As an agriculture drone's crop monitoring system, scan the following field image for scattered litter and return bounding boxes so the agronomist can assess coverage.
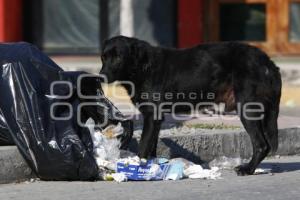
[164,161,184,180]
[118,156,141,166]
[147,164,164,180]
[111,173,128,183]
[169,158,194,168]
[87,118,222,182]
[116,158,170,181]
[184,165,221,180]
[86,118,122,171]
[24,178,40,184]
[254,168,272,175]
[102,123,124,138]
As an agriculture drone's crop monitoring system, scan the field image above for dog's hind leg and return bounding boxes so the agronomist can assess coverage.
[263,81,281,155]
[263,106,279,155]
[235,102,270,176]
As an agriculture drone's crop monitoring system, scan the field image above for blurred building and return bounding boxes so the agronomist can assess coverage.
[0,0,299,55]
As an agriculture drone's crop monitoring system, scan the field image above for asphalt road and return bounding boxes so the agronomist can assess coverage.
[0,156,300,200]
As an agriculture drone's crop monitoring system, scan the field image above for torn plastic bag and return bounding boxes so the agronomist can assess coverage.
[0,42,133,181]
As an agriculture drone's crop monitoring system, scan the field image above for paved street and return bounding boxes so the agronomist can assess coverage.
[1,156,300,200]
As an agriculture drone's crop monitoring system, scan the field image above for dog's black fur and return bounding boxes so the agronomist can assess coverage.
[100,36,282,176]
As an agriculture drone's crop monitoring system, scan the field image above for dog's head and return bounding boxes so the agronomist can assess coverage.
[100,36,151,83]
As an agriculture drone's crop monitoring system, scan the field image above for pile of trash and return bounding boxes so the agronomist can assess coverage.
[86,118,221,182]
[0,42,133,181]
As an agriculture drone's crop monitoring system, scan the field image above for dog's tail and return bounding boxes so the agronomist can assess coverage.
[263,61,281,154]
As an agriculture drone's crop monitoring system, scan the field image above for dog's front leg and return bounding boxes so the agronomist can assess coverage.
[138,113,162,159]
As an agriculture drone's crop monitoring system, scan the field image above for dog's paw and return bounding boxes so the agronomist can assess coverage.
[234,165,254,176]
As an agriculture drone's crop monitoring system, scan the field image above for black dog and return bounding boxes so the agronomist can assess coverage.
[100,36,282,176]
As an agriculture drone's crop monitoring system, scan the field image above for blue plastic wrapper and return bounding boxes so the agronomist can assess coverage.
[117,159,171,181]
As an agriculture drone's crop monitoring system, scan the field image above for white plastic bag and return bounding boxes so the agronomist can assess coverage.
[86,118,123,171]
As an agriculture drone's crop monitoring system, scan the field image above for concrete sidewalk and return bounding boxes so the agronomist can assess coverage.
[1,156,300,200]
[1,125,300,184]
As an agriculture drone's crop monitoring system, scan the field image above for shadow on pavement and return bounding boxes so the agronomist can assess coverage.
[259,162,300,173]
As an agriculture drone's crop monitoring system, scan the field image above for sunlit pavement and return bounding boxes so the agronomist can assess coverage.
[1,156,300,200]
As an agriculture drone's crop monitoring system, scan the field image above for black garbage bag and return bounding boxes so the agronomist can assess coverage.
[0,42,133,181]
[0,110,14,145]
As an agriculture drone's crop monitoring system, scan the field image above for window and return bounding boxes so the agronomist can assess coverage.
[289,2,300,42]
[43,0,100,54]
[206,0,300,55]
[220,3,266,41]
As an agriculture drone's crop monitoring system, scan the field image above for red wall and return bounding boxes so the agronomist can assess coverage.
[178,0,203,48]
[0,0,22,42]
[0,0,203,46]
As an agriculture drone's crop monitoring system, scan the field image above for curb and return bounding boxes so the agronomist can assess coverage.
[129,127,300,163]
[159,127,300,162]
[1,127,300,184]
[0,146,35,184]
